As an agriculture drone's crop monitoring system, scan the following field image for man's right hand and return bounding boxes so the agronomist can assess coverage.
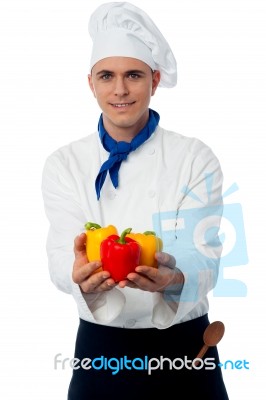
[72,233,116,293]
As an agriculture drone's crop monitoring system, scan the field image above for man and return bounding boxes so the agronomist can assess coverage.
[42,2,229,398]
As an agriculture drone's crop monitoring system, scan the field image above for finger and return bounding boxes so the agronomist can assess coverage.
[135,266,159,281]
[127,271,158,291]
[73,261,102,283]
[155,252,176,269]
[118,279,138,289]
[81,275,116,293]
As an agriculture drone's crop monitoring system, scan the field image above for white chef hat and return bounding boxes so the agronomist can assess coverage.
[88,2,177,88]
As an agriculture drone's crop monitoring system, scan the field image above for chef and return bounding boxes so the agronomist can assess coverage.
[42,2,229,398]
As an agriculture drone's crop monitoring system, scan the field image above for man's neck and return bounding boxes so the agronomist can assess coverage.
[102,111,149,142]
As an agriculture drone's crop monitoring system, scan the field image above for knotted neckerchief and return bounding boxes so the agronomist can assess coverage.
[95,109,160,200]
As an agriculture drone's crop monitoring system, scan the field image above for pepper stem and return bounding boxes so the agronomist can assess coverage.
[143,231,156,236]
[117,228,132,244]
[84,222,102,230]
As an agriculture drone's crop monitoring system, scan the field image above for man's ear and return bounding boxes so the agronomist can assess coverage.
[88,74,96,97]
[151,70,161,96]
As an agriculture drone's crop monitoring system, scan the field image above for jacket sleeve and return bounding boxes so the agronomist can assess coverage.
[41,151,125,323]
[151,140,224,328]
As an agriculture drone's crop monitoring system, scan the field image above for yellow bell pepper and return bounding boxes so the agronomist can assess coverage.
[84,222,118,273]
[127,231,163,268]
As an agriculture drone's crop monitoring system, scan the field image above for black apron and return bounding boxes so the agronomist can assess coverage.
[67,314,229,399]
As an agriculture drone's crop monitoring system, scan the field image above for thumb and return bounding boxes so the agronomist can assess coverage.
[74,233,87,258]
[155,251,176,269]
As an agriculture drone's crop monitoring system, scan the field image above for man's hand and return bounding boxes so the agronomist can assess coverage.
[118,251,184,293]
[72,233,116,293]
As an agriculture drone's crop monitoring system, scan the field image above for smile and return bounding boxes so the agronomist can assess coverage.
[111,103,134,108]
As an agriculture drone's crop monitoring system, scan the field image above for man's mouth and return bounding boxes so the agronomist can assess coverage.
[111,102,135,108]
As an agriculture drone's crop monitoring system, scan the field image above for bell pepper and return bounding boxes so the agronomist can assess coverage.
[84,222,118,273]
[100,228,141,282]
[127,231,163,268]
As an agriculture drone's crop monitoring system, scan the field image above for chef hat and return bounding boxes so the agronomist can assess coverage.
[88,2,177,88]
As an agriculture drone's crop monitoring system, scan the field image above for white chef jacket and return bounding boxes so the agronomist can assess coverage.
[41,125,223,329]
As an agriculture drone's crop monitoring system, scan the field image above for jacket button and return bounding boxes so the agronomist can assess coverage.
[125,319,136,328]
[147,147,155,155]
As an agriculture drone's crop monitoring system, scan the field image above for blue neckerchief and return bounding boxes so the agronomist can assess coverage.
[95,109,160,200]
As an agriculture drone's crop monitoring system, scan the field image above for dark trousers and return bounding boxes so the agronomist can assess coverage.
[67,314,229,399]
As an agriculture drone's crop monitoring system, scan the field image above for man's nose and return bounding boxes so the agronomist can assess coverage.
[114,77,129,96]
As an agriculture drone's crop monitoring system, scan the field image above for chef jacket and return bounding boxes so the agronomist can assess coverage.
[41,125,223,329]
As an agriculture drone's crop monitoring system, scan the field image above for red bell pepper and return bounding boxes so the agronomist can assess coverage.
[100,228,141,282]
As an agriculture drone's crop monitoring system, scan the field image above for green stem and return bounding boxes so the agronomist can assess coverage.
[117,228,132,244]
[143,231,156,236]
[84,222,102,230]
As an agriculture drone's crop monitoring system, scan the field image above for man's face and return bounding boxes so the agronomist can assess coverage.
[88,57,160,139]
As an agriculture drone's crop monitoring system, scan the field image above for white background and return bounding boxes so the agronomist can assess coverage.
[0,0,265,398]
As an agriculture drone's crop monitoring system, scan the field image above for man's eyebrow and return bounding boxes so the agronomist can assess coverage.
[96,70,113,76]
[95,69,146,76]
[125,69,146,75]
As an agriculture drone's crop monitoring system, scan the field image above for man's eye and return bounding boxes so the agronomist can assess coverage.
[128,73,140,79]
[101,74,111,80]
